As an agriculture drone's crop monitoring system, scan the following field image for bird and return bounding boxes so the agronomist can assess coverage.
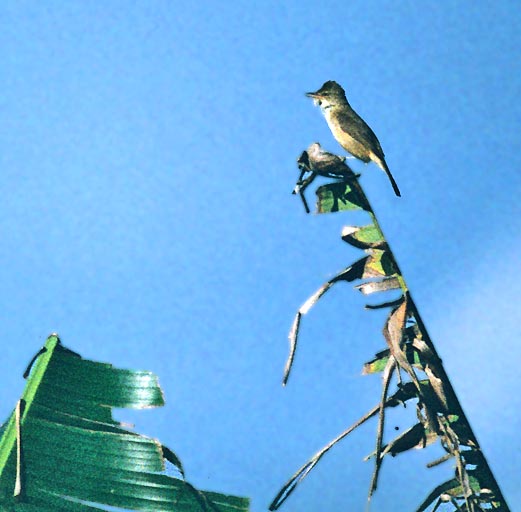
[293,143,358,213]
[306,80,401,197]
[303,142,350,177]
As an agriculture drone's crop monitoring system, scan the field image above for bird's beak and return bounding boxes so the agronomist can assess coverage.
[306,92,323,107]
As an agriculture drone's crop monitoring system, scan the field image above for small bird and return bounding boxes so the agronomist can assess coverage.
[303,142,350,177]
[293,143,356,213]
[306,81,401,197]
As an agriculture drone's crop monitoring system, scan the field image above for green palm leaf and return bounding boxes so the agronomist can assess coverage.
[0,335,249,512]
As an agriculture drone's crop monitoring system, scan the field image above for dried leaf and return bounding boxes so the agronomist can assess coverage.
[330,257,370,283]
[383,301,407,354]
[283,312,302,386]
[415,478,463,512]
[364,249,397,278]
[299,283,332,315]
[413,338,452,412]
[365,296,405,310]
[355,277,400,295]
[283,259,372,385]
[460,449,484,466]
[270,379,422,511]
[383,300,420,384]
[387,381,422,406]
[426,453,453,468]
[382,422,437,456]
[368,356,396,500]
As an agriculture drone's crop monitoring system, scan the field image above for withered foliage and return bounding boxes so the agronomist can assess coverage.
[271,146,510,512]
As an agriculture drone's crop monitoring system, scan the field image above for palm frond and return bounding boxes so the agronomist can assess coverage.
[0,334,249,512]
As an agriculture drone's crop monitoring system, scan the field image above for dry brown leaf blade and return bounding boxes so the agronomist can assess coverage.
[368,356,397,501]
[412,338,452,412]
[330,257,370,283]
[283,258,372,385]
[270,381,421,511]
[364,249,398,278]
[283,312,302,386]
[355,277,401,295]
[365,296,405,311]
[383,300,408,354]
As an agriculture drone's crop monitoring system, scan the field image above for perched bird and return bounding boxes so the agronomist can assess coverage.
[306,81,401,197]
[293,143,356,213]
[303,142,350,177]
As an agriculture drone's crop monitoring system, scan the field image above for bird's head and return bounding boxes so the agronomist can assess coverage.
[306,142,322,156]
[306,81,347,108]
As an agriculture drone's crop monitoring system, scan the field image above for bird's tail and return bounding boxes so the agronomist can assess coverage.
[375,156,401,197]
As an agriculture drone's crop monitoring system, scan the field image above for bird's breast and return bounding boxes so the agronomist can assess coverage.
[324,111,371,162]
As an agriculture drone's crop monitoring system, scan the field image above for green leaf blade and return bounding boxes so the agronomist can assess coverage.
[316,182,368,213]
[0,336,249,511]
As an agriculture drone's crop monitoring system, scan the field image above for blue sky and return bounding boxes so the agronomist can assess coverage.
[1,2,520,510]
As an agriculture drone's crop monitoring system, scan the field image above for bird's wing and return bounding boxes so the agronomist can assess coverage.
[336,108,386,159]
